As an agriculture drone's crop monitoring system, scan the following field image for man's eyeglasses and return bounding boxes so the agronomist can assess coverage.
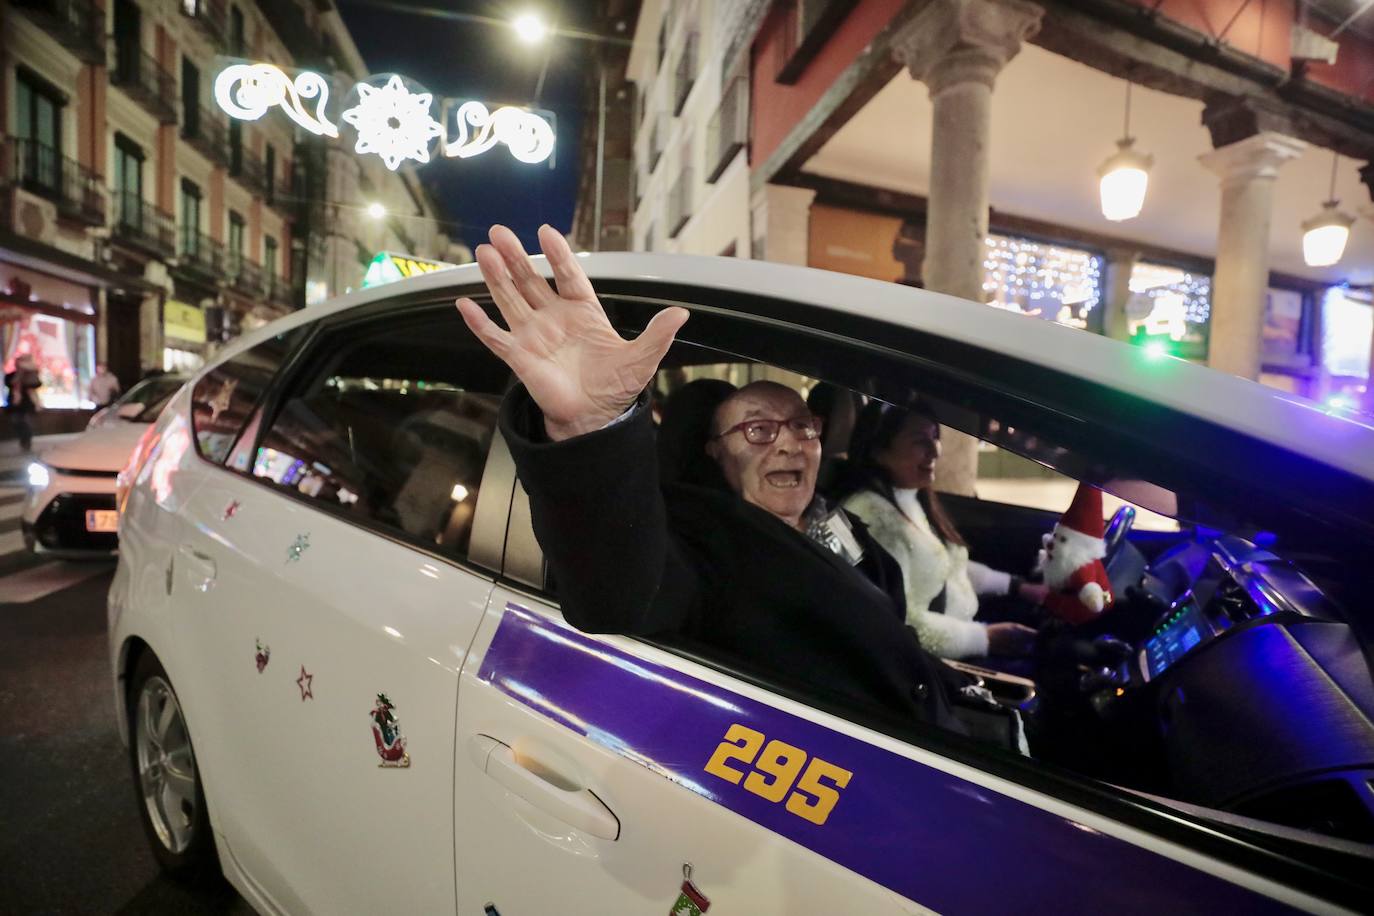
[715,415,824,445]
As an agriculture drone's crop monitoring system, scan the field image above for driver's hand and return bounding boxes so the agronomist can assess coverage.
[1017,581,1050,606]
[456,224,689,441]
[987,622,1038,657]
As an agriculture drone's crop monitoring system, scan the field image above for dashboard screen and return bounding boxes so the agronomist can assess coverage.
[1143,601,1212,679]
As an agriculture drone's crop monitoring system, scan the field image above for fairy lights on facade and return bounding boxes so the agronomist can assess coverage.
[214,63,556,171]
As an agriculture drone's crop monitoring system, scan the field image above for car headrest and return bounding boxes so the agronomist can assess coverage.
[658,378,736,489]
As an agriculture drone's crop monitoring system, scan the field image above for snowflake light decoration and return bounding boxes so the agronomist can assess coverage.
[340,74,443,171]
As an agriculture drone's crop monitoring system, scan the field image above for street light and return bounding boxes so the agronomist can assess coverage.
[512,12,548,45]
[1097,82,1153,222]
[366,202,387,219]
[1302,153,1355,268]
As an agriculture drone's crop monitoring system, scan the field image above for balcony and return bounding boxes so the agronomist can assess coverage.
[668,169,693,239]
[673,32,699,116]
[706,74,749,184]
[182,0,227,47]
[14,0,104,64]
[177,229,225,284]
[182,107,229,167]
[9,138,105,226]
[227,256,262,297]
[263,275,294,310]
[112,192,175,259]
[110,46,177,125]
[230,149,266,196]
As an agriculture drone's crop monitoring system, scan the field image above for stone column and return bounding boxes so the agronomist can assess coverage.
[750,184,817,266]
[1198,98,1306,381]
[1100,247,1139,342]
[893,0,1042,496]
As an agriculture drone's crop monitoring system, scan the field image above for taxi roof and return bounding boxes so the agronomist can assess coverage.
[227,252,1374,485]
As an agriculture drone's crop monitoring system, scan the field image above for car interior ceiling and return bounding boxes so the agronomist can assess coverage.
[642,335,1374,856]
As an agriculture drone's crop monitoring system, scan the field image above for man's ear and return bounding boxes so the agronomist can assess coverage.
[704,439,720,462]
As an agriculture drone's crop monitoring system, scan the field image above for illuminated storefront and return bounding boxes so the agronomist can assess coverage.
[1320,288,1372,410]
[163,299,207,373]
[0,265,98,409]
[1125,262,1212,360]
[982,235,1103,329]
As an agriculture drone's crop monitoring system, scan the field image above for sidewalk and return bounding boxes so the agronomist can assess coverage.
[0,434,83,484]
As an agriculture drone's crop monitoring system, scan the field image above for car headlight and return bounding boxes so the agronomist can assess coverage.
[27,462,50,489]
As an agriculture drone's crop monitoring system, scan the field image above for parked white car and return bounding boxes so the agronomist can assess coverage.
[108,256,1374,914]
[24,374,187,556]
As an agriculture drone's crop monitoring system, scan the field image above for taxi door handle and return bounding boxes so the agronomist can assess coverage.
[468,735,620,841]
[176,545,217,592]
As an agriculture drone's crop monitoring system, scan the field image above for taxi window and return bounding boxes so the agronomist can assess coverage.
[247,306,508,561]
[191,328,306,464]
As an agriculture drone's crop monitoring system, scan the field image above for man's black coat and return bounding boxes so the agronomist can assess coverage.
[500,387,958,730]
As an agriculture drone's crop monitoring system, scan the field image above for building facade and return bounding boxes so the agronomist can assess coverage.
[0,0,461,426]
[609,0,1374,471]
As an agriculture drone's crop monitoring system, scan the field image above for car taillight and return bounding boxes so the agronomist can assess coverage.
[117,424,161,516]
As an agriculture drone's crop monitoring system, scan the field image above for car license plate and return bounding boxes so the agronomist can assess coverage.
[86,510,119,533]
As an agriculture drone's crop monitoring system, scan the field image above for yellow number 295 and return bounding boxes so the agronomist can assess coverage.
[703,723,854,827]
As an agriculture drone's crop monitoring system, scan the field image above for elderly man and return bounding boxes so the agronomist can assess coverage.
[457,224,960,730]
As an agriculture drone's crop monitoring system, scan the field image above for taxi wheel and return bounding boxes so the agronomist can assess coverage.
[127,652,217,880]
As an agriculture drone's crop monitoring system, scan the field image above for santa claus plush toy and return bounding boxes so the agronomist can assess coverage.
[1039,483,1114,625]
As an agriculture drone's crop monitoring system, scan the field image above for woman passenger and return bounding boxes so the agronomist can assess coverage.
[839,400,1045,661]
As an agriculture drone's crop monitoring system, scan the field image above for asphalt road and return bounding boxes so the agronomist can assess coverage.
[0,564,252,915]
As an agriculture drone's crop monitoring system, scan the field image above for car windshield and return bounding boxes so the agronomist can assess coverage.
[114,376,185,422]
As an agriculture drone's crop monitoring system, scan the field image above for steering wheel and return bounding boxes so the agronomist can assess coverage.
[1102,504,1135,568]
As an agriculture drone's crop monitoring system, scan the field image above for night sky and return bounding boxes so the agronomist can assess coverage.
[336,0,598,253]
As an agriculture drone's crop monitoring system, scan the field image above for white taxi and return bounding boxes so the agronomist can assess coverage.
[23,373,188,556]
[108,253,1374,914]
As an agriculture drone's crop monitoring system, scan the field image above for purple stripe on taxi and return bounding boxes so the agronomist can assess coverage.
[478,603,1306,915]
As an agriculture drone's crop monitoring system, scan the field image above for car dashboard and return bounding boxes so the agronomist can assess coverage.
[1040,532,1374,845]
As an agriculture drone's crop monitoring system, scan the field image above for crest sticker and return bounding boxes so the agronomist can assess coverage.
[370,693,410,768]
[255,639,270,673]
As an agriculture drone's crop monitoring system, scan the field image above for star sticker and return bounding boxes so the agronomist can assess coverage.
[340,74,443,171]
[286,533,310,563]
[223,500,241,520]
[296,665,313,701]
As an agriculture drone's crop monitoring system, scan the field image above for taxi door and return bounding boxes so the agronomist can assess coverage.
[452,587,920,914]
[175,468,489,915]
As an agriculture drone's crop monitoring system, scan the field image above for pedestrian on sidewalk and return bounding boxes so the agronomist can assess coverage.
[88,363,121,408]
[5,355,43,453]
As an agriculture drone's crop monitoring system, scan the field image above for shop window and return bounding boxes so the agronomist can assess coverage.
[249,307,510,561]
[15,70,64,191]
[113,135,144,225]
[981,234,1103,330]
[1126,261,1211,360]
[190,327,306,464]
[1320,288,1372,410]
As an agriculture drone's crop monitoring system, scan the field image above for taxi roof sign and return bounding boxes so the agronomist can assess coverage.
[362,252,456,289]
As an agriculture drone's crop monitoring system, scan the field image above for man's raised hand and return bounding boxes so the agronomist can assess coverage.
[456,224,688,441]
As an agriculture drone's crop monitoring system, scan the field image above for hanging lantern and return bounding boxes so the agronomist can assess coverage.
[1302,202,1355,267]
[1097,82,1153,222]
[1098,138,1154,222]
[1302,152,1355,268]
